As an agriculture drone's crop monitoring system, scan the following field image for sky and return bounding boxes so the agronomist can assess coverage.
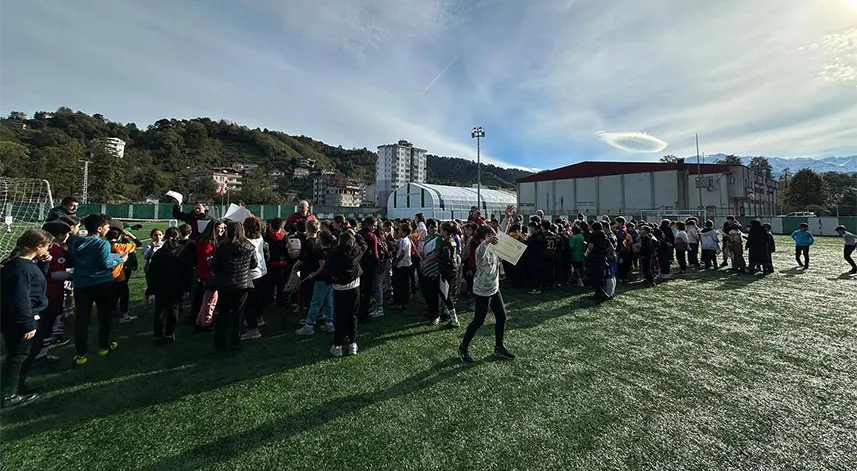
[2,0,857,171]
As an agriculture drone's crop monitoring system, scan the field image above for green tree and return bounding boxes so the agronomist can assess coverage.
[785,168,828,210]
[749,156,773,179]
[716,154,742,165]
[822,171,857,216]
[88,147,126,202]
[37,140,86,198]
[660,154,678,163]
[0,141,31,177]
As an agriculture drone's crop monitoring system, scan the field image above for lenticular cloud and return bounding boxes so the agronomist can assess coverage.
[596,132,668,153]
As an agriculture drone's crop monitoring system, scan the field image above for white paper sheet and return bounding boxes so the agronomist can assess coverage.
[223,203,252,223]
[439,279,449,300]
[168,219,178,228]
[197,220,210,233]
[165,190,183,206]
[486,231,527,265]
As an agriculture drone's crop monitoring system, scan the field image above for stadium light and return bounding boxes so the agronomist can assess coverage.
[471,126,485,208]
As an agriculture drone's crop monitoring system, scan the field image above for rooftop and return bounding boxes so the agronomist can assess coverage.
[516,161,732,183]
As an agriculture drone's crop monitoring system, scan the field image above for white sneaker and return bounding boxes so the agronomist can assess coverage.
[240,329,262,340]
[118,313,138,324]
[329,345,344,357]
[295,325,315,336]
[257,317,266,327]
[318,322,335,333]
[347,343,359,355]
[369,309,385,318]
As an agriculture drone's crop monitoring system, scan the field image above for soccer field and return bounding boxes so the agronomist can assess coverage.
[1,235,855,470]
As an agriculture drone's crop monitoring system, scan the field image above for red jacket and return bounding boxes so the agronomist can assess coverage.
[45,243,68,298]
[286,212,316,227]
[196,240,214,281]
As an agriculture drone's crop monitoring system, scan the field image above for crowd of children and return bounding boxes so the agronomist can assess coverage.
[2,198,856,408]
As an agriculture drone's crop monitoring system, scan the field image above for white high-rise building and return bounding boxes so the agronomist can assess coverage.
[93,137,126,158]
[376,140,427,206]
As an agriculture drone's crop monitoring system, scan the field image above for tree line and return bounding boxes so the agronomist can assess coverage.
[0,108,530,205]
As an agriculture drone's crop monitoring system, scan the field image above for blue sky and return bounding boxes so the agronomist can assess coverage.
[2,0,856,171]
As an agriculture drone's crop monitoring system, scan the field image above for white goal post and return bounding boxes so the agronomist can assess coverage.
[0,178,55,255]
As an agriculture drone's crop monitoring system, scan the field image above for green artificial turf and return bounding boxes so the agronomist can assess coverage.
[1,235,855,470]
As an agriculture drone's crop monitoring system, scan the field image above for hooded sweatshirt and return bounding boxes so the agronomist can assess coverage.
[265,228,288,267]
[700,227,720,251]
[67,236,123,288]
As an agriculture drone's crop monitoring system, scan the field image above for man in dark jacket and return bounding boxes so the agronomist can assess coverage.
[171,199,214,239]
[46,196,79,222]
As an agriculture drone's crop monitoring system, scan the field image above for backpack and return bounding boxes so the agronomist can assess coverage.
[287,235,302,260]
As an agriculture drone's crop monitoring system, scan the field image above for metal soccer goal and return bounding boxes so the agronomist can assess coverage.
[0,178,54,256]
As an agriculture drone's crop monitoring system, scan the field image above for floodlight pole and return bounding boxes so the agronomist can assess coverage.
[471,126,485,209]
[696,133,703,220]
[79,158,91,204]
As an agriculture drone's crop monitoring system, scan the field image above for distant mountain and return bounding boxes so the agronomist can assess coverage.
[703,154,857,177]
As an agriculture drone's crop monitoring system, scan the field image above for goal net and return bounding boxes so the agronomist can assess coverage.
[0,178,54,257]
[639,209,706,224]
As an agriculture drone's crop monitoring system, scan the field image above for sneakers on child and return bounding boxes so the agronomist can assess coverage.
[240,329,262,340]
[98,341,119,356]
[329,345,344,358]
[369,309,385,318]
[528,289,542,295]
[257,317,266,327]
[458,344,473,363]
[493,345,516,360]
[347,343,359,356]
[318,322,335,333]
[295,325,315,336]
[74,355,88,365]
[118,313,137,324]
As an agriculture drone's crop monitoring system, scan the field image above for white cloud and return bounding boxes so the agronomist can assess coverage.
[2,0,856,174]
[596,132,668,153]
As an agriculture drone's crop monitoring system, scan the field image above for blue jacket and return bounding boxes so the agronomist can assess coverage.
[791,229,814,247]
[67,236,123,288]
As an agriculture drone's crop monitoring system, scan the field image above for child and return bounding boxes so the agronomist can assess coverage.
[745,220,768,275]
[569,225,586,286]
[685,218,701,268]
[762,223,776,274]
[23,221,73,366]
[439,222,461,328]
[306,229,367,357]
[459,222,515,363]
[52,215,80,344]
[1,229,54,407]
[208,221,258,353]
[791,222,814,269]
[657,219,674,279]
[294,230,336,336]
[67,214,127,365]
[241,216,269,340]
[142,228,164,305]
[105,228,142,324]
[727,227,747,272]
[674,221,689,274]
[390,225,413,310]
[148,227,186,344]
[834,225,856,274]
[194,220,225,332]
[699,220,720,269]
[263,217,288,307]
[638,225,658,285]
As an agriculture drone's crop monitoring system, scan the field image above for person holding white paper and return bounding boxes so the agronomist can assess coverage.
[170,197,214,239]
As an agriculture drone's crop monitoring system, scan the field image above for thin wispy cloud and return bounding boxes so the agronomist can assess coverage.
[1,0,856,171]
[596,132,668,154]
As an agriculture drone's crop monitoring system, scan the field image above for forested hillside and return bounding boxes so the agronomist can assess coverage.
[0,108,530,204]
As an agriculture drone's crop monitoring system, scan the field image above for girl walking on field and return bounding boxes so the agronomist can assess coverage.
[148,227,187,344]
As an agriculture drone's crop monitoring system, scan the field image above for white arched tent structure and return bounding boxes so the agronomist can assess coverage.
[386,182,516,221]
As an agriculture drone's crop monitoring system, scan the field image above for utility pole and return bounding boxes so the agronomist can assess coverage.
[79,158,91,204]
[696,134,703,220]
[471,126,485,209]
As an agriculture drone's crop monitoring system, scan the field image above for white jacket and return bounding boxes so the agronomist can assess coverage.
[700,229,719,251]
[248,237,268,280]
[686,226,701,244]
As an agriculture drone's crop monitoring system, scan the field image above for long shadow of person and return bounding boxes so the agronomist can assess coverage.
[134,358,475,471]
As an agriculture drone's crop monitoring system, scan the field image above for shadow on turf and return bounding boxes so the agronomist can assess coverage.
[0,303,447,442]
[133,358,473,471]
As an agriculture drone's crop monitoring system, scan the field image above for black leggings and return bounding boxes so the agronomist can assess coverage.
[333,286,360,347]
[116,280,130,314]
[215,288,247,350]
[461,291,507,349]
[1,327,33,394]
[795,246,810,267]
[153,293,181,339]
